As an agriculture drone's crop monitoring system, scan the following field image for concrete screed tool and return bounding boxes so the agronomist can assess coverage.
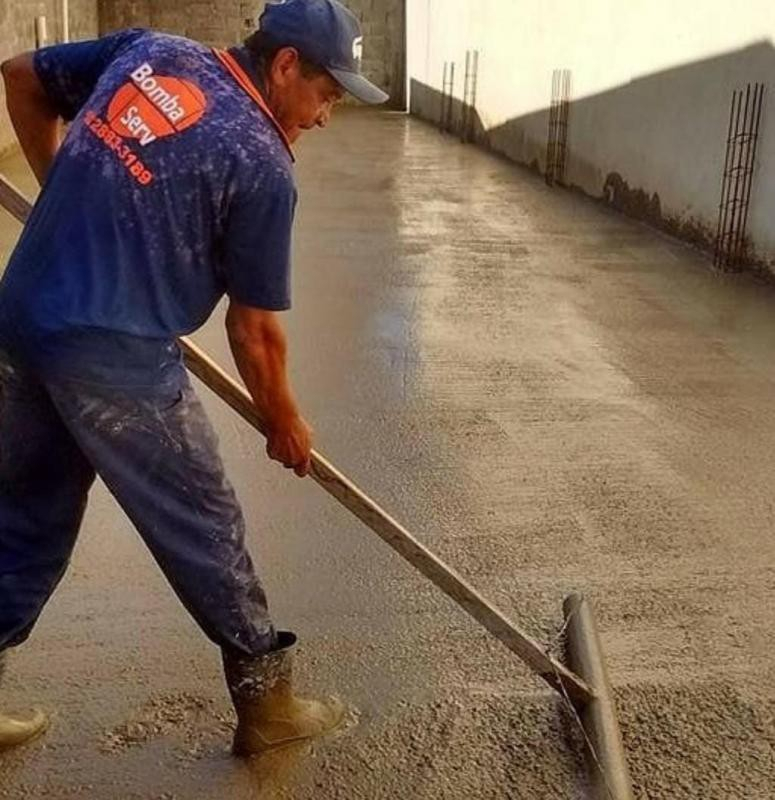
[0,172,633,800]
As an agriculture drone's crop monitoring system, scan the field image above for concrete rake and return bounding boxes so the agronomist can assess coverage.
[0,172,633,799]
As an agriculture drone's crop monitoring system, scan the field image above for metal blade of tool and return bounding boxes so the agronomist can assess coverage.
[0,171,593,706]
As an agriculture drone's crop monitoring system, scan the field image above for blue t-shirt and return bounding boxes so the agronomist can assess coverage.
[0,30,296,384]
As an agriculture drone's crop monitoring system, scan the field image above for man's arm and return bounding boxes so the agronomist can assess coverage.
[226,301,312,477]
[1,53,61,186]
[2,31,146,187]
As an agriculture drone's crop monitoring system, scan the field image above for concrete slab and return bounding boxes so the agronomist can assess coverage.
[0,108,773,799]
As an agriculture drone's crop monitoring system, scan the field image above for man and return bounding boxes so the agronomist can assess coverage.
[0,0,387,755]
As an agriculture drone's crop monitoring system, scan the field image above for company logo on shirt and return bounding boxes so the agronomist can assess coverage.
[106,63,207,147]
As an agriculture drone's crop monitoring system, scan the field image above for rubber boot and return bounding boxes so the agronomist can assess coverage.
[0,652,48,752]
[223,631,345,756]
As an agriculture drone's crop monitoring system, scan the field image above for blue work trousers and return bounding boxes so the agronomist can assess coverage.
[0,352,275,658]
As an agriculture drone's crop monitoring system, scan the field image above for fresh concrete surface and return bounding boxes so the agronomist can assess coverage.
[0,108,774,798]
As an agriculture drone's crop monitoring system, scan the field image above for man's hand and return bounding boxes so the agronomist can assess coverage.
[226,301,312,478]
[266,415,313,477]
[1,53,61,186]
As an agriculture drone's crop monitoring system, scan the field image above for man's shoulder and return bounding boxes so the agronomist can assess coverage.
[236,139,296,196]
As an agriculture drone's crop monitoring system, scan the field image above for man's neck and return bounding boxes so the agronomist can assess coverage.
[227,46,268,99]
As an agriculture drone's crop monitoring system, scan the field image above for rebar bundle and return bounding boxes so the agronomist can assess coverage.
[440,61,455,133]
[461,50,480,143]
[546,69,571,186]
[714,83,765,271]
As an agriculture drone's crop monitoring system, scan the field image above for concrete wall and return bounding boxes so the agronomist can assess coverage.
[0,0,100,155]
[98,0,257,47]
[407,0,775,270]
[99,0,406,106]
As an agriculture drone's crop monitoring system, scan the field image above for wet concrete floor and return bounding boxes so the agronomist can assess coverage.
[0,108,774,799]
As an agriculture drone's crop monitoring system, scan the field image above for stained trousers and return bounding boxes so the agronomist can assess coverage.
[0,352,276,658]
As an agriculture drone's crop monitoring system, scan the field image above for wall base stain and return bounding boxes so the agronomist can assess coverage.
[599,170,775,278]
[601,171,731,267]
[603,172,663,227]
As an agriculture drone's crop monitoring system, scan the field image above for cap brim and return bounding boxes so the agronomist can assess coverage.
[329,68,389,105]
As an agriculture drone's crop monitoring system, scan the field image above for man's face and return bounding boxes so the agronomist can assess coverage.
[266,49,344,143]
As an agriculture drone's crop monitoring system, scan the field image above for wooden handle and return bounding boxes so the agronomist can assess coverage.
[1,172,594,706]
[0,174,33,225]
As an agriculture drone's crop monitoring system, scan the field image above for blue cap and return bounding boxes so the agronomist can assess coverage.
[259,0,389,105]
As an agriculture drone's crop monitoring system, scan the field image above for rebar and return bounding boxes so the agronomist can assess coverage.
[714,83,765,270]
[546,69,571,186]
[461,50,480,143]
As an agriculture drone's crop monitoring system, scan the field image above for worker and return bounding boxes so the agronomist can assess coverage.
[0,0,387,756]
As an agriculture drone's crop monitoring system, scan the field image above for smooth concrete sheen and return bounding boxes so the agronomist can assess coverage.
[407,0,775,267]
[0,109,774,798]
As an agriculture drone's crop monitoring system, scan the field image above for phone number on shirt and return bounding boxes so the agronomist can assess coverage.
[83,110,154,187]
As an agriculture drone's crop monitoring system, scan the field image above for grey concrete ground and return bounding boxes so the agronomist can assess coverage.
[0,108,774,799]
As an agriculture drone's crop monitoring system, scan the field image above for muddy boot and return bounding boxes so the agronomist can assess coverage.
[0,652,48,752]
[223,632,345,756]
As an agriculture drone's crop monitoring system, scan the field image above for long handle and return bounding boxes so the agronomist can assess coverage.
[0,172,594,706]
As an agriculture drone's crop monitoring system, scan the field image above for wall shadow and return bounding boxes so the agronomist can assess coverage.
[410,42,775,273]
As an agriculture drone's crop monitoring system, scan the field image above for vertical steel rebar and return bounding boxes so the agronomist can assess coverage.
[716,89,744,269]
[724,89,744,268]
[742,84,765,248]
[440,62,456,133]
[728,85,754,267]
[557,69,571,184]
[469,50,479,142]
[461,51,471,143]
[715,83,766,271]
[733,84,765,266]
[546,70,558,185]
[446,62,456,133]
[714,89,737,267]
[717,89,741,269]
[440,62,448,130]
[726,84,753,269]
[546,69,571,186]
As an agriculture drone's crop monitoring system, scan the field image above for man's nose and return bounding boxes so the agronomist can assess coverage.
[317,106,332,128]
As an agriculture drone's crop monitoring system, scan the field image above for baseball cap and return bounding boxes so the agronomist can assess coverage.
[259,0,389,105]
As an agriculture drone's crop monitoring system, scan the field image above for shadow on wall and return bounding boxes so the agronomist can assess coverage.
[411,41,775,273]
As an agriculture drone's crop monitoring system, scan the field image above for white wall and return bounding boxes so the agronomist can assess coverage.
[407,0,775,268]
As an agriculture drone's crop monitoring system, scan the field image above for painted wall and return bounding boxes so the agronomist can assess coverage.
[0,0,100,155]
[99,0,406,107]
[407,0,775,269]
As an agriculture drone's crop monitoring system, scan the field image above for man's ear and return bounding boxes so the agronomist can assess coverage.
[270,47,302,88]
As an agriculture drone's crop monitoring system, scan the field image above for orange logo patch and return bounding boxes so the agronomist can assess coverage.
[107,63,207,147]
